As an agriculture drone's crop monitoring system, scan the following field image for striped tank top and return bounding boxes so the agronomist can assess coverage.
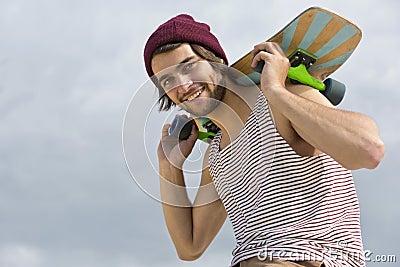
[208,92,365,267]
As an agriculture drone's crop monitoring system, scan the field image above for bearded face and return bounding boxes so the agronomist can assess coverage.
[151,44,227,116]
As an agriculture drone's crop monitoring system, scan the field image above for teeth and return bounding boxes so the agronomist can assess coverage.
[187,89,203,101]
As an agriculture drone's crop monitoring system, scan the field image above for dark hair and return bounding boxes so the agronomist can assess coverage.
[151,43,227,111]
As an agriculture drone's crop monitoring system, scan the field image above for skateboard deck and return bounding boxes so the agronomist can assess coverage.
[231,6,362,83]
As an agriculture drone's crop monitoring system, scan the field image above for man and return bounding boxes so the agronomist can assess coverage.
[143,14,385,267]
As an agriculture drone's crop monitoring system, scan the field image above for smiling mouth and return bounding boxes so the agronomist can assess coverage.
[185,86,205,102]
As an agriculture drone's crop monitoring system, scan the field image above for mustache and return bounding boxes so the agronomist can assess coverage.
[181,83,206,101]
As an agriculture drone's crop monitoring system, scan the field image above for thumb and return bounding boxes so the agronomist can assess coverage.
[187,124,198,142]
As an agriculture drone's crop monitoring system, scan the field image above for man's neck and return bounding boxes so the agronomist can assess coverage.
[207,79,260,145]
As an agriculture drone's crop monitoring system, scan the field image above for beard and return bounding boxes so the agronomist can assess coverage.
[179,82,226,117]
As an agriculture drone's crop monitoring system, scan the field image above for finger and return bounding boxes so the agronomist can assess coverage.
[251,43,278,67]
[187,123,199,142]
[251,42,267,58]
[263,42,283,56]
[161,123,171,137]
[252,42,284,58]
[271,42,285,56]
[251,51,273,67]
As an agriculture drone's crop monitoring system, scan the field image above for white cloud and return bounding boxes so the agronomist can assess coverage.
[0,245,43,267]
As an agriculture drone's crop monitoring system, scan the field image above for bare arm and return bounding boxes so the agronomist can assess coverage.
[272,83,384,169]
[158,123,226,261]
[252,42,385,170]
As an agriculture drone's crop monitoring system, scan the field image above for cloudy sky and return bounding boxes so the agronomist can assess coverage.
[1,0,399,266]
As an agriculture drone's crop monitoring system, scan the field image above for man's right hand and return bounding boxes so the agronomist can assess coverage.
[158,116,198,168]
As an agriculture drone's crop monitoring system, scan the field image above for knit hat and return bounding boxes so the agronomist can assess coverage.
[144,14,228,77]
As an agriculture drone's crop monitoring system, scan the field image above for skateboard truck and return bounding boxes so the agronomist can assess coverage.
[287,49,324,90]
[252,48,346,106]
[289,49,316,68]
[169,116,218,142]
[197,117,218,141]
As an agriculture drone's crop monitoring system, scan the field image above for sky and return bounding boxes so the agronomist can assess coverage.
[0,0,399,266]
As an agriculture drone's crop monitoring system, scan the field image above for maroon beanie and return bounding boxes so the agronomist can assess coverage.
[144,14,228,77]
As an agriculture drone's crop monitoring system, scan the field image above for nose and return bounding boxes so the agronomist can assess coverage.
[177,78,193,93]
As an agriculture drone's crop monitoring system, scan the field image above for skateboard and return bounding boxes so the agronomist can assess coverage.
[170,7,362,142]
[232,6,362,105]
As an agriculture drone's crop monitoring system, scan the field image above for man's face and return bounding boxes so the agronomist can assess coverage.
[151,44,225,116]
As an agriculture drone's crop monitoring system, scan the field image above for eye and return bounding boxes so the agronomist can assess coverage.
[162,77,174,89]
[183,61,196,72]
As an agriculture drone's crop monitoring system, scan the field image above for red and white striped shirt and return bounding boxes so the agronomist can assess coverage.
[208,92,365,267]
